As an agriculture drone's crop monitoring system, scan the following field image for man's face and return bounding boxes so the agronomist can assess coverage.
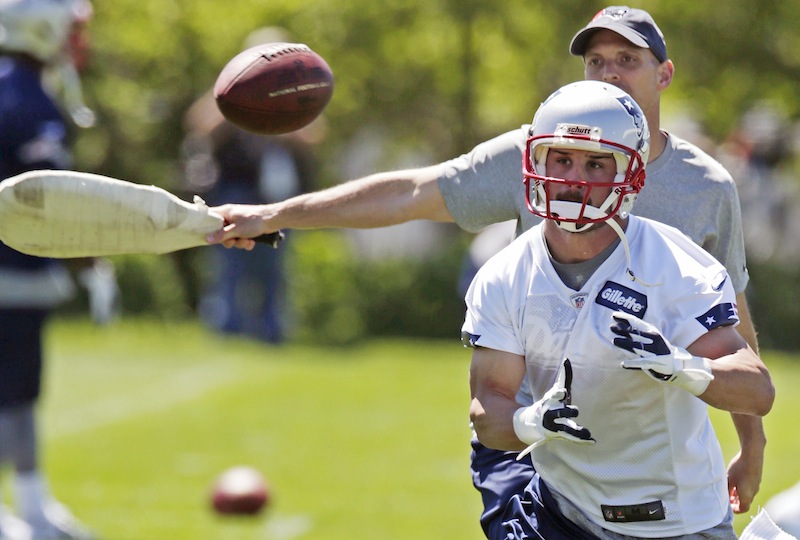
[581,29,665,119]
[545,147,616,208]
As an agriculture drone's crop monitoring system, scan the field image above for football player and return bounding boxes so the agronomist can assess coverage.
[0,1,96,538]
[464,80,773,539]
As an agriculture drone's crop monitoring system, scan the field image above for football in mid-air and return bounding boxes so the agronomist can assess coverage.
[214,42,334,135]
[210,466,270,515]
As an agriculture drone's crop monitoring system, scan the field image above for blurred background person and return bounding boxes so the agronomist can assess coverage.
[717,102,800,265]
[457,220,515,299]
[180,28,321,344]
[0,0,107,538]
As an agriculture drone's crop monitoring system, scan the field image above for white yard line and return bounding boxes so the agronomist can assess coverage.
[262,515,315,539]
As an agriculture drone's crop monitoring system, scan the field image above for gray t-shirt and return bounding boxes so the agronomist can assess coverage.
[438,126,749,294]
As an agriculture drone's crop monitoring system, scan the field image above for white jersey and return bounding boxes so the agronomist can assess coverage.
[462,216,738,537]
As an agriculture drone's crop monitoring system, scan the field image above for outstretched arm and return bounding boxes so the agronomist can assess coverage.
[206,165,451,249]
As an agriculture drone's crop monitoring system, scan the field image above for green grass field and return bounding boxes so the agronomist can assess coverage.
[31,318,800,539]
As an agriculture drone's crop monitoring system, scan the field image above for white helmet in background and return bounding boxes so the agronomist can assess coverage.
[0,0,79,62]
[523,80,649,232]
[0,0,94,126]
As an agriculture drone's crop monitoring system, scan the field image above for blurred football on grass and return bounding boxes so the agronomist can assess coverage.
[210,466,270,515]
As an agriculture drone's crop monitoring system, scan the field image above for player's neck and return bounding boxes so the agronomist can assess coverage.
[544,218,627,265]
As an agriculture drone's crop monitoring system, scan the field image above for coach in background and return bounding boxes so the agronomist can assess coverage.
[180,28,318,344]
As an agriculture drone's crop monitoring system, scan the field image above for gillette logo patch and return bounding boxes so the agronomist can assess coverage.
[595,281,647,316]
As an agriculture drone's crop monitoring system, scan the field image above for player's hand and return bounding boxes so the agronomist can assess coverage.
[727,449,763,513]
[513,359,595,460]
[206,204,273,250]
[610,311,714,396]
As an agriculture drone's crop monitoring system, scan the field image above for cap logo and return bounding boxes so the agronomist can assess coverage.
[594,7,629,21]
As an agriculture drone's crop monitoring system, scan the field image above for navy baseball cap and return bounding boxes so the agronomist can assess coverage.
[569,6,668,63]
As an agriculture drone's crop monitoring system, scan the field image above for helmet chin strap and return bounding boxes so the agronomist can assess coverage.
[549,201,661,287]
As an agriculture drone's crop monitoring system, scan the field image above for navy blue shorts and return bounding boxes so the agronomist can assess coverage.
[471,437,599,540]
[0,309,47,408]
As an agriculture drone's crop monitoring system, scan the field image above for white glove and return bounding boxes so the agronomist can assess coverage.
[610,311,714,396]
[513,359,595,460]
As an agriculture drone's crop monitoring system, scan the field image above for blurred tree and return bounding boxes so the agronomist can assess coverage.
[74,0,800,187]
[648,0,800,139]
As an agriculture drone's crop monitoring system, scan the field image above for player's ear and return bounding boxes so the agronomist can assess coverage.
[656,59,674,91]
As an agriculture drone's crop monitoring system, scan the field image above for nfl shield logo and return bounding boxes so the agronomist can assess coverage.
[570,293,588,309]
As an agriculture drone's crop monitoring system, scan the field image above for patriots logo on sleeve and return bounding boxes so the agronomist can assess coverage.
[696,303,739,330]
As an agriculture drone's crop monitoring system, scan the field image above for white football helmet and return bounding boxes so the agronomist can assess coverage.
[523,80,649,232]
[0,0,88,63]
[0,0,95,126]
